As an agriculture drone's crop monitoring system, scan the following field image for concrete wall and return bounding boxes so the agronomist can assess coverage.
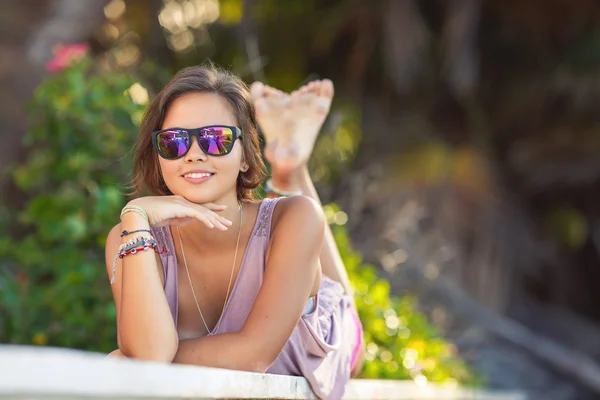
[0,345,526,400]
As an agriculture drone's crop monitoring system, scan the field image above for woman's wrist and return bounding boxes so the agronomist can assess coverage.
[120,209,151,230]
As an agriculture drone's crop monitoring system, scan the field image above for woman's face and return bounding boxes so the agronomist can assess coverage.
[158,92,245,204]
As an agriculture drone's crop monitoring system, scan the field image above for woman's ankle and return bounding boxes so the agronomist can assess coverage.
[270,166,305,192]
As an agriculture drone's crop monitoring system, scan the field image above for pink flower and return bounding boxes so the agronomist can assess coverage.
[45,42,89,73]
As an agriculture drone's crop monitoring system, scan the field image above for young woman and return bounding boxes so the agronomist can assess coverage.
[105,64,363,400]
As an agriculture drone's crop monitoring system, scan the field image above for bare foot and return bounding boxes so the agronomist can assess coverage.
[251,79,334,173]
[250,81,291,162]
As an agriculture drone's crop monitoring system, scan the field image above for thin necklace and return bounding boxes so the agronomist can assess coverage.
[177,202,243,334]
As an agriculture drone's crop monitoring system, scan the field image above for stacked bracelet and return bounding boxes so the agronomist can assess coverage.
[265,178,304,198]
[120,205,149,222]
[119,236,158,254]
[120,228,152,237]
[110,235,165,285]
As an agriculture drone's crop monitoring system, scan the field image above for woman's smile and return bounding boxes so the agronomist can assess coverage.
[182,169,215,184]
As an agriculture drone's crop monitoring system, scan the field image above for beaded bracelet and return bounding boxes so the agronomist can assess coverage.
[110,236,165,285]
[265,178,304,198]
[119,236,158,253]
[118,244,155,259]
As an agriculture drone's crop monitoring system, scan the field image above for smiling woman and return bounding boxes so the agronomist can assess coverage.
[104,63,363,400]
[130,66,264,203]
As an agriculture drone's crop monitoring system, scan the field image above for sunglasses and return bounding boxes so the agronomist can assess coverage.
[152,125,242,160]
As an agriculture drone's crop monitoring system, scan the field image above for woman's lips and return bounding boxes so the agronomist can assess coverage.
[182,172,214,184]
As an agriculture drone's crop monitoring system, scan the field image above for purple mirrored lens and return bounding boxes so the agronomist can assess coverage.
[198,127,234,155]
[157,130,190,158]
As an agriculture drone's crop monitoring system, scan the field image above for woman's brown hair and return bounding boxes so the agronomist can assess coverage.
[131,62,266,201]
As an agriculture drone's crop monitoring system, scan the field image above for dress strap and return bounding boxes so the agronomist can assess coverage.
[254,197,282,239]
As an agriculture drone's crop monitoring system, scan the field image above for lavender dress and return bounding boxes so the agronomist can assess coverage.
[151,197,359,400]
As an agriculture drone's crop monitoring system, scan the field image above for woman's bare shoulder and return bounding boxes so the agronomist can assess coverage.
[270,196,325,236]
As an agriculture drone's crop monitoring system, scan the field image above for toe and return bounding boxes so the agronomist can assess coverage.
[299,81,316,93]
[319,79,334,99]
[306,80,322,95]
[250,82,266,100]
[255,98,269,114]
[264,85,278,96]
[266,87,287,102]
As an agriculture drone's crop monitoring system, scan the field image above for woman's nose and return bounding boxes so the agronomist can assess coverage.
[185,136,208,162]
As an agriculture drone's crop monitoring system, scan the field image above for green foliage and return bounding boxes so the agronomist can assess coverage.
[0,57,145,351]
[324,204,477,385]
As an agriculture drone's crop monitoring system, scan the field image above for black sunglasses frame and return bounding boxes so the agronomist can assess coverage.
[151,125,243,160]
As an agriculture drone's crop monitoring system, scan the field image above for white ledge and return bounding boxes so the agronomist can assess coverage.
[0,345,526,400]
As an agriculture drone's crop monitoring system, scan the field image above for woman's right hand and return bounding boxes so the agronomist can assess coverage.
[125,196,233,231]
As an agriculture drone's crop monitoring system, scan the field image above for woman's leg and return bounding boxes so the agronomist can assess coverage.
[251,80,365,376]
[250,80,354,300]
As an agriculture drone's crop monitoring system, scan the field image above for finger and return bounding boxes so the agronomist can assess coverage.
[211,217,229,231]
[216,215,233,226]
[207,211,232,228]
[192,205,231,224]
[194,204,233,225]
[173,209,214,229]
[174,202,231,228]
[197,210,229,230]
[197,213,215,229]
[250,81,265,100]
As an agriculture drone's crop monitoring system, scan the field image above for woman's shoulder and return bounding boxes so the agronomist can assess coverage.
[270,195,325,236]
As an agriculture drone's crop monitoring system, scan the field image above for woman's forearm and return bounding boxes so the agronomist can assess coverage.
[174,332,272,373]
[118,213,179,362]
[271,167,355,300]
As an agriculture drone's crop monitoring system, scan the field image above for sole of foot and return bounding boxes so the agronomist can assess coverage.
[251,79,334,172]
